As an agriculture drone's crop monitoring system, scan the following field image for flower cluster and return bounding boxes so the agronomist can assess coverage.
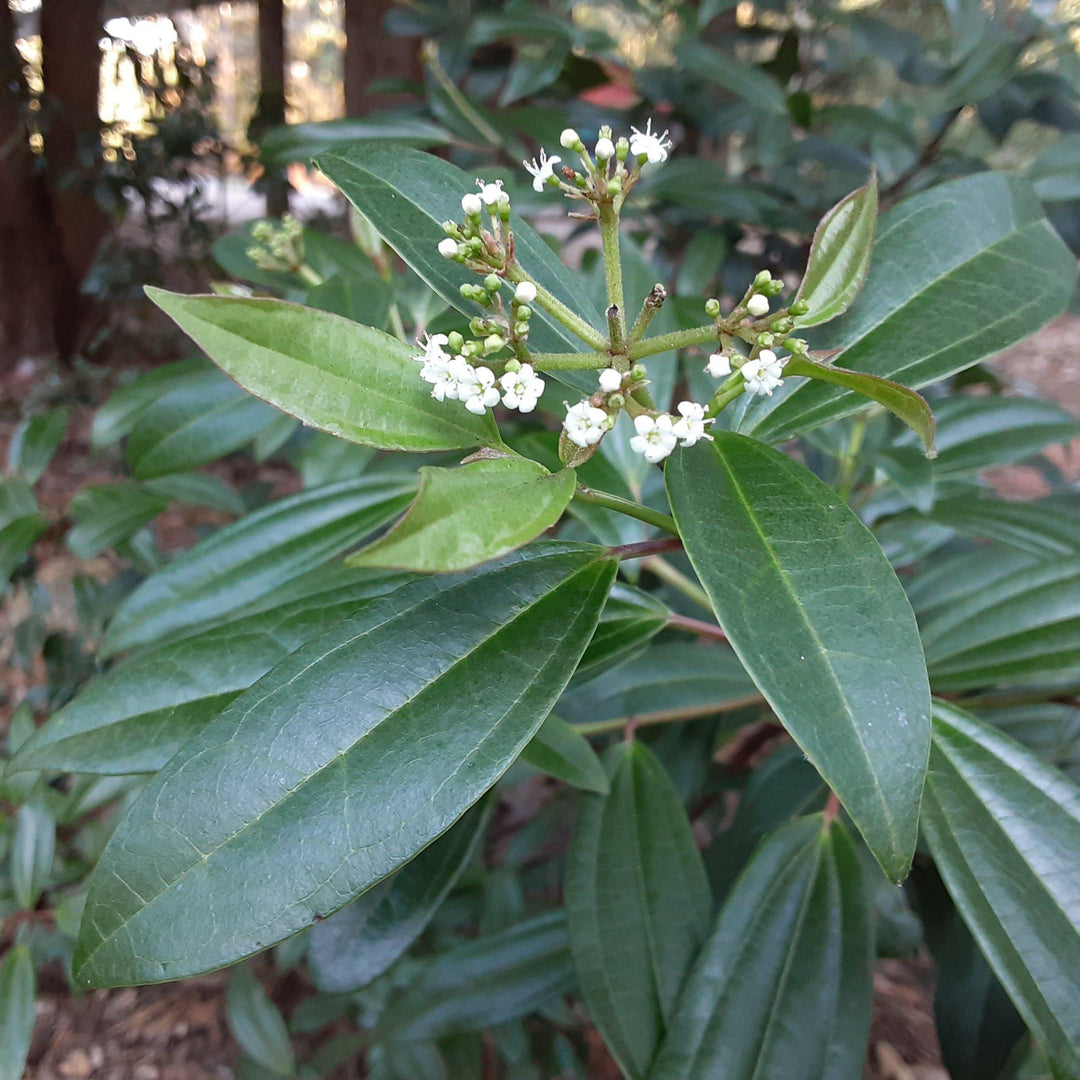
[246,214,305,273]
[416,333,545,416]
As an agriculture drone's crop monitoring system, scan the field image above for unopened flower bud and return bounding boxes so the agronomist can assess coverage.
[461,193,483,216]
[504,358,521,373]
[753,269,772,289]
[560,128,582,151]
[595,137,615,161]
[631,364,648,381]
[438,237,459,258]
[758,332,775,347]
[704,298,721,318]
[514,305,532,320]
[514,321,530,336]
[470,316,489,335]
[447,331,465,352]
[764,278,784,296]
[484,273,502,293]
[514,281,537,304]
[606,178,622,196]
[598,368,623,393]
[484,334,505,353]
[770,316,795,334]
[747,293,770,317]
[615,137,630,161]
[441,220,459,237]
[790,299,810,316]
[783,337,808,354]
[608,393,626,409]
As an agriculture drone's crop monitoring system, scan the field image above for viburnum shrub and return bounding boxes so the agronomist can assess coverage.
[5,121,1080,1080]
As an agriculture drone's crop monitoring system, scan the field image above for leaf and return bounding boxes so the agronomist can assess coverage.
[920,557,1080,691]
[101,476,416,656]
[980,703,1080,785]
[1028,134,1080,202]
[921,702,1080,1077]
[74,543,616,986]
[377,912,575,1041]
[557,642,761,728]
[65,483,170,559]
[10,801,55,910]
[143,472,246,516]
[646,817,873,1080]
[126,364,279,479]
[308,799,490,993]
[920,494,1080,557]
[7,408,67,484]
[226,966,295,1077]
[312,144,603,371]
[794,174,878,329]
[785,357,936,451]
[91,359,208,449]
[147,289,500,453]
[0,478,45,585]
[0,943,35,1080]
[11,569,414,776]
[871,446,936,514]
[520,715,609,794]
[677,42,789,115]
[666,434,931,881]
[572,583,670,682]
[565,742,712,1080]
[744,173,1078,444]
[259,117,450,166]
[349,457,576,573]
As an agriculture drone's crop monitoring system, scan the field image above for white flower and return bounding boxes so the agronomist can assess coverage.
[741,349,785,397]
[597,368,623,393]
[629,119,672,164]
[514,281,537,304]
[563,401,610,448]
[706,352,731,378]
[415,332,450,366]
[461,192,483,216]
[417,341,465,402]
[747,293,770,317]
[560,128,581,150]
[672,401,714,447]
[595,137,615,161]
[523,148,562,193]
[456,363,502,414]
[477,179,505,207]
[437,237,458,258]
[499,364,545,413]
[630,413,678,463]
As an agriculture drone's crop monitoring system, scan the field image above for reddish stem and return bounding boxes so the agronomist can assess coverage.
[668,613,728,643]
[611,536,683,560]
[823,790,841,823]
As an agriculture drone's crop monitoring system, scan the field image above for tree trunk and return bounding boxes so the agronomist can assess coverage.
[254,0,288,217]
[344,0,421,116]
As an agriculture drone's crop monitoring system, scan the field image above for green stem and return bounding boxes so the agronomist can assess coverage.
[705,374,745,418]
[644,556,712,612]
[629,323,719,360]
[598,202,625,352]
[626,284,667,347]
[574,486,677,535]
[387,302,407,343]
[837,414,868,503]
[297,264,324,288]
[574,696,764,737]
[505,264,608,351]
[530,351,609,371]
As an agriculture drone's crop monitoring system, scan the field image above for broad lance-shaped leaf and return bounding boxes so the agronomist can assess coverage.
[794,173,878,329]
[784,356,936,453]
[313,144,604,393]
[308,799,491,993]
[744,172,1077,444]
[520,715,609,794]
[74,543,616,987]
[573,582,670,683]
[101,475,416,656]
[10,569,414,776]
[349,456,576,573]
[921,702,1080,1077]
[146,288,500,454]
[666,434,931,881]
[565,741,712,1080]
[646,817,873,1080]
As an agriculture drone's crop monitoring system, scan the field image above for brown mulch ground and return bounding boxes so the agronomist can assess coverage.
[4,312,1079,1079]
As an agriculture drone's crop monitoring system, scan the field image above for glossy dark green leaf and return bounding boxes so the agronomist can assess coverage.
[101,476,415,655]
[308,800,490,993]
[65,483,170,559]
[566,741,711,1080]
[871,445,936,513]
[572,583,670,682]
[904,544,1040,620]
[1028,134,1080,202]
[12,569,413,776]
[922,702,1080,1077]
[126,364,278,479]
[74,544,616,986]
[678,42,789,115]
[0,942,35,1080]
[10,801,54,910]
[921,557,1080,690]
[7,408,67,484]
[0,478,45,585]
[377,912,574,1041]
[520,715,608,794]
[259,117,450,166]
[143,471,246,516]
[350,457,576,573]
[980,704,1080,784]
[147,289,500,454]
[557,642,761,728]
[646,817,873,1080]
[667,434,930,880]
[313,144,603,367]
[744,173,1077,444]
[785,356,936,451]
[920,494,1080,557]
[226,965,295,1077]
[794,174,877,329]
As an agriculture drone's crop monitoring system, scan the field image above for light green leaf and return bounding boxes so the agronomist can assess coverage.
[786,357,936,451]
[744,173,1078,444]
[147,289,500,454]
[795,174,878,329]
[143,472,246,516]
[520,715,609,793]
[667,434,931,881]
[7,408,67,484]
[101,476,415,656]
[91,359,208,449]
[922,702,1080,1078]
[65,483,170,559]
[308,799,490,993]
[349,457,576,573]
[0,943,35,1080]
[74,544,616,986]
[11,569,413,776]
[565,742,712,1080]
[226,965,295,1077]
[646,817,873,1080]
[377,912,575,1041]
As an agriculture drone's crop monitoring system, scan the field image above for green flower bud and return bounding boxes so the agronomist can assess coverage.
[514,321,530,337]
[790,299,810,316]
[447,331,465,352]
[606,178,622,196]
[770,316,795,334]
[764,278,784,297]
[608,393,626,410]
[514,305,532,320]
[504,358,521,373]
[705,298,721,318]
[753,269,772,289]
[484,274,501,293]
[758,332,775,347]
[484,334,505,353]
[631,364,648,381]
[783,337,808,354]
[615,137,630,161]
